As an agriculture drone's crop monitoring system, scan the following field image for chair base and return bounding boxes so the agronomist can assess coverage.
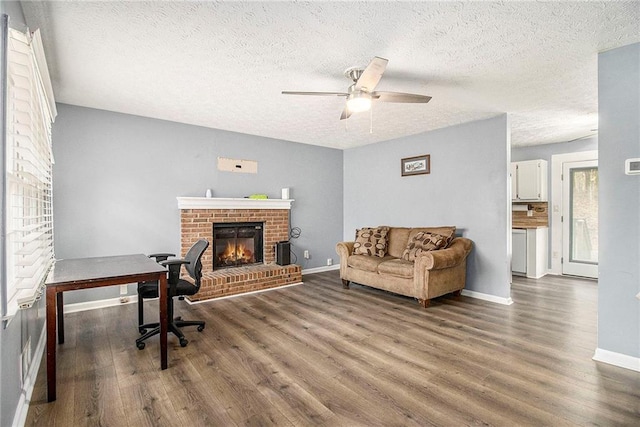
[136,317,205,350]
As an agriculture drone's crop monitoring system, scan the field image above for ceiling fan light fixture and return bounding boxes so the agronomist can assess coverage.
[347,92,372,113]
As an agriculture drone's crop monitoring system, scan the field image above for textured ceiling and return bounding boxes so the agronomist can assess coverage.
[19,1,640,149]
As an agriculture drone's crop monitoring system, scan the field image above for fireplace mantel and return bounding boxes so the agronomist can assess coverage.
[177,197,294,210]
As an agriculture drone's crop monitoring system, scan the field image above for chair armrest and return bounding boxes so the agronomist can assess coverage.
[148,253,175,263]
[160,259,190,286]
[414,238,473,271]
[160,259,190,266]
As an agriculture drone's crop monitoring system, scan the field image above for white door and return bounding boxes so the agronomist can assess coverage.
[562,160,598,278]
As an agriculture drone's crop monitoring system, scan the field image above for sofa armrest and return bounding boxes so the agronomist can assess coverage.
[336,241,355,259]
[336,242,354,280]
[414,237,473,271]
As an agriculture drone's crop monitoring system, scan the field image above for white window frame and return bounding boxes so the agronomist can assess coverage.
[2,23,56,321]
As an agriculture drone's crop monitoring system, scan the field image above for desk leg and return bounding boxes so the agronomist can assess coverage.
[159,273,168,370]
[46,287,57,402]
[57,292,64,344]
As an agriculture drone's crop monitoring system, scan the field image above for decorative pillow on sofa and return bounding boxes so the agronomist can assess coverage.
[353,226,390,257]
[401,232,450,261]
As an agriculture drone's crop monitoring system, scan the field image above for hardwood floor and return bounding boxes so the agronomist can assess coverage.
[26,271,639,426]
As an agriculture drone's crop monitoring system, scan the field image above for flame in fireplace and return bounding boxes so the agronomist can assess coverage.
[219,241,254,264]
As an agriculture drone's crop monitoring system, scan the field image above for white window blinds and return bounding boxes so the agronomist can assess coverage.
[3,26,56,318]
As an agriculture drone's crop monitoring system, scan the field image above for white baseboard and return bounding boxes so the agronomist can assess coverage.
[12,324,46,427]
[302,264,340,275]
[593,348,640,372]
[461,289,514,305]
[64,295,138,314]
[185,282,304,304]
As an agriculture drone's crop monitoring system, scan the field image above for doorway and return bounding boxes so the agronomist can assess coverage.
[562,160,598,278]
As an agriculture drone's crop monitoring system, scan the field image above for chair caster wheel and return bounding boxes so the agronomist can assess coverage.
[136,342,145,350]
[197,325,205,332]
[138,328,147,335]
[180,338,188,347]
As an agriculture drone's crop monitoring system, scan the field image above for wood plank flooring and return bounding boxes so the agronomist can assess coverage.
[26,271,639,426]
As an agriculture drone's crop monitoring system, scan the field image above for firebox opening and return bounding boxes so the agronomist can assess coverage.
[213,222,264,270]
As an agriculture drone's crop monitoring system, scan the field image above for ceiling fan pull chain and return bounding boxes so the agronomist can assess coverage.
[370,105,373,134]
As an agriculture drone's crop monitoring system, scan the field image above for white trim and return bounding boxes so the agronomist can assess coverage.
[30,29,57,119]
[185,282,304,304]
[550,150,598,275]
[12,324,46,427]
[63,295,138,314]
[177,197,294,210]
[302,265,340,275]
[62,279,309,311]
[593,348,640,372]
[461,289,514,305]
[561,159,599,278]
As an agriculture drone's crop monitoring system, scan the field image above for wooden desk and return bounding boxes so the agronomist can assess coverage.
[45,254,168,402]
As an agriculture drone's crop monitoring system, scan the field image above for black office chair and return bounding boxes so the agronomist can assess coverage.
[136,239,209,350]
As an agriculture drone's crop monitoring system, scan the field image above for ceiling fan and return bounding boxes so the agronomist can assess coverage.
[282,56,432,120]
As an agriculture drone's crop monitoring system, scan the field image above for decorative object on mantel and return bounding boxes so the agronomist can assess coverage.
[401,154,430,176]
[248,194,268,199]
[281,187,290,199]
[205,188,213,198]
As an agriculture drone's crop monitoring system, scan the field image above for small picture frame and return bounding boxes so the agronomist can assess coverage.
[401,155,430,176]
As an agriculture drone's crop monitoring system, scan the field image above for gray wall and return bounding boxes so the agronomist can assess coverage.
[1,4,46,427]
[598,42,640,359]
[344,115,512,300]
[52,103,344,303]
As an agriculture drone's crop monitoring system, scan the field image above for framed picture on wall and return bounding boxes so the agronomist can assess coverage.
[401,155,430,176]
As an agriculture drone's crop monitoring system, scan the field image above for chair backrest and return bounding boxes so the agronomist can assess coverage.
[184,239,209,286]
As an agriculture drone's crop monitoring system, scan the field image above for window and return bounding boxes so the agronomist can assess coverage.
[2,23,56,320]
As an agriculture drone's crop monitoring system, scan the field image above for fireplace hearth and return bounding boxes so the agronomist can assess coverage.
[213,222,263,270]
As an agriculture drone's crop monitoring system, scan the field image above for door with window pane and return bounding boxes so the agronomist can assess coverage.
[562,160,598,278]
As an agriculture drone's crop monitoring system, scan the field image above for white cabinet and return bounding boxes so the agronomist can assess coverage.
[512,159,548,201]
[512,227,548,279]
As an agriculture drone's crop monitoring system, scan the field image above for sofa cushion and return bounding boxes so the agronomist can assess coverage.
[347,254,394,272]
[377,259,414,278]
[386,227,412,258]
[408,226,456,246]
[401,232,450,261]
[353,226,390,257]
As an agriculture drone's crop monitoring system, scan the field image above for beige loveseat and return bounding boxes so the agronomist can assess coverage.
[336,226,473,307]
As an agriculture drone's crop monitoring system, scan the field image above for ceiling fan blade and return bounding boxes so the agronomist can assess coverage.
[354,56,388,91]
[372,91,432,103]
[340,106,352,120]
[282,91,348,96]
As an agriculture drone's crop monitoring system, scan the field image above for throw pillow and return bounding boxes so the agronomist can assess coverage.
[353,226,390,257]
[401,232,449,261]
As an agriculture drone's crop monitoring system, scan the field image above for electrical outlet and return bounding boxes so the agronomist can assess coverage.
[304,250,310,259]
[120,284,127,295]
[327,258,332,266]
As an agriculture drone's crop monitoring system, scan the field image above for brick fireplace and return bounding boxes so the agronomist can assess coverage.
[178,197,302,302]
